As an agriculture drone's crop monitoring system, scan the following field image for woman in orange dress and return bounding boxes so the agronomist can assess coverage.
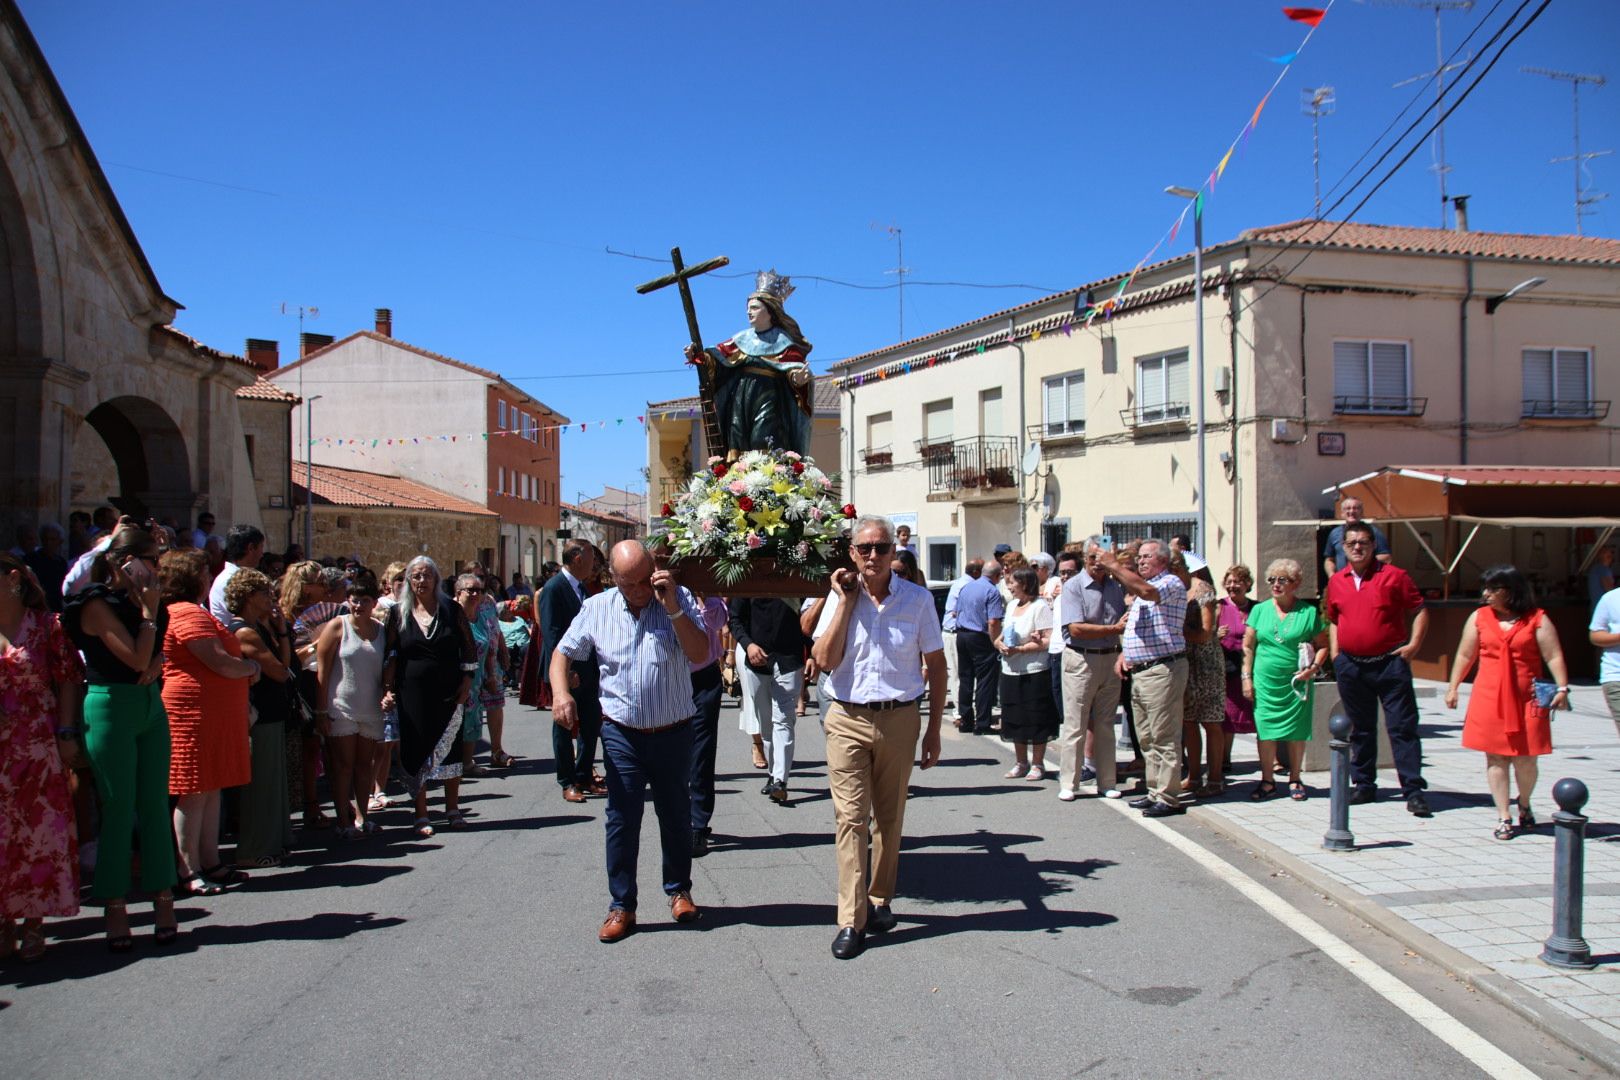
[1444,564,1570,841]
[159,550,259,894]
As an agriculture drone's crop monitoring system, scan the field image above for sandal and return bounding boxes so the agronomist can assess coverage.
[1289,781,1309,802]
[105,900,134,954]
[179,874,225,897]
[334,825,361,841]
[201,865,249,886]
[1250,781,1278,802]
[1004,763,1030,779]
[1026,765,1046,782]
[19,922,46,964]
[490,750,517,769]
[302,813,333,831]
[462,763,488,778]
[1518,801,1536,831]
[361,819,381,835]
[1494,818,1516,841]
[239,854,282,869]
[366,794,389,814]
[153,893,179,946]
[444,809,470,830]
[413,817,436,838]
[1196,782,1225,799]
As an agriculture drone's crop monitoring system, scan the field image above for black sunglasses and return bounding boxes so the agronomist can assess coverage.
[853,542,894,556]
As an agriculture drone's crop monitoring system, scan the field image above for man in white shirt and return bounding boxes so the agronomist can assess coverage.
[812,515,946,959]
[208,525,265,623]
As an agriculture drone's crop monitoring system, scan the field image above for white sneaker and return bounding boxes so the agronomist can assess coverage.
[1102,788,1122,800]
[1058,789,1078,803]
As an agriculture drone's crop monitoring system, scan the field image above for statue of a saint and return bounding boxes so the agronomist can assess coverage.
[684,270,813,457]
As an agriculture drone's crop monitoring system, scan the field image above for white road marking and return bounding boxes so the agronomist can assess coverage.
[1107,800,1542,1080]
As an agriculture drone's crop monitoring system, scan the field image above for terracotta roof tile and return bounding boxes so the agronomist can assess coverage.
[292,464,497,516]
[1244,219,1620,266]
[235,376,299,403]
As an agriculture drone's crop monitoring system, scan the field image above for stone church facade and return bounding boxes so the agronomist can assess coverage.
[0,3,285,540]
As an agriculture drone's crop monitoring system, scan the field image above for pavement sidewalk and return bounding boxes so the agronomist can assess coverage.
[1186,679,1620,1071]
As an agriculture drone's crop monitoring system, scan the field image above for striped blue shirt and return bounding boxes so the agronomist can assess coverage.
[558,586,703,729]
[1123,571,1188,665]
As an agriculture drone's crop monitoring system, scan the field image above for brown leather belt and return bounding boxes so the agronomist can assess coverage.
[604,716,691,735]
[832,698,919,713]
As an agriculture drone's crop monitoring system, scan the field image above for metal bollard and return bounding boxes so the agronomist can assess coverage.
[1322,708,1355,852]
[1540,777,1595,970]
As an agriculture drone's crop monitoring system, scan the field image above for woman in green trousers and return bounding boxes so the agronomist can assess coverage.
[63,525,178,950]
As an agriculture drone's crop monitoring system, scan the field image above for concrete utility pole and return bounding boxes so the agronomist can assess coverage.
[1386,0,1475,226]
[1302,86,1336,218]
[1522,67,1610,235]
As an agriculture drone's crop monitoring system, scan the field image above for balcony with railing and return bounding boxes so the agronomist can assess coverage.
[1522,398,1610,422]
[1119,401,1191,432]
[1333,394,1428,416]
[861,444,894,470]
[920,435,1019,502]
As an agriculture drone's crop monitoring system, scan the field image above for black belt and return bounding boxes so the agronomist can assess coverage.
[1343,650,1398,664]
[832,697,919,713]
[1126,652,1185,675]
[1068,644,1122,655]
[604,716,691,735]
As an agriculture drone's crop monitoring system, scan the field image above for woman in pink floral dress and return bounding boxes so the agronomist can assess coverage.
[0,552,84,962]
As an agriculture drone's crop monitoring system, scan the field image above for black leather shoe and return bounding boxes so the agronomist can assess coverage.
[1406,793,1433,818]
[831,927,865,959]
[768,782,789,805]
[761,779,776,795]
[1127,796,1155,810]
[691,829,710,859]
[1348,787,1377,805]
[867,904,897,934]
[1141,800,1186,818]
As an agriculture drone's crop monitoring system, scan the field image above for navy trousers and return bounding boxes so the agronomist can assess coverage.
[553,688,602,789]
[688,663,724,833]
[956,630,999,731]
[601,718,694,912]
[1332,653,1426,797]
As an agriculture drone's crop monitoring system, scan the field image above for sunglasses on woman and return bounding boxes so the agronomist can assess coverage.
[1266,576,1295,586]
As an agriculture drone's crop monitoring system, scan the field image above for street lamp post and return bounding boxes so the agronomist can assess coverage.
[303,394,323,555]
[1166,186,1207,556]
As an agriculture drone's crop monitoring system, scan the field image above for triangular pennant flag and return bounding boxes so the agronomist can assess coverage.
[1283,7,1324,27]
[1195,192,1204,219]
[1261,50,1298,65]
[1252,91,1272,128]
[636,415,645,424]
[1031,328,1042,340]
[371,439,378,447]
[1169,210,1185,244]
[975,344,985,354]
[1216,146,1234,180]
[616,418,623,426]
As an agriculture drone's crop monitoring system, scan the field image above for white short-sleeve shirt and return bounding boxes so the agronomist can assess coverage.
[813,575,944,704]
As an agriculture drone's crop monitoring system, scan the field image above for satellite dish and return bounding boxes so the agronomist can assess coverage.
[1021,442,1042,477]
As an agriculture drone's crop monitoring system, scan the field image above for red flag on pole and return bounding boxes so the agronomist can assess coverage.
[1283,7,1325,26]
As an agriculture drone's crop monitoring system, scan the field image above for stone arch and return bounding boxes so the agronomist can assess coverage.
[0,147,43,362]
[75,395,193,522]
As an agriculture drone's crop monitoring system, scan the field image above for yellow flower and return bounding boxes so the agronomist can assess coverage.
[747,506,786,534]
[771,479,794,496]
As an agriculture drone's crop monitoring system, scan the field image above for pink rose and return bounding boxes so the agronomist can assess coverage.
[728,479,748,495]
[746,532,763,549]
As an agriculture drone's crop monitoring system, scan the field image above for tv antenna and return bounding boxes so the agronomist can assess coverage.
[1302,86,1337,218]
[1382,0,1476,226]
[873,223,909,340]
[1522,67,1610,235]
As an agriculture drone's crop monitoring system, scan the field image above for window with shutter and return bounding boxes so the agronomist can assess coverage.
[1133,351,1189,423]
[1333,340,1411,412]
[1523,347,1594,416]
[979,388,1003,436]
[498,400,507,429]
[1042,372,1085,436]
[866,411,891,452]
[924,400,953,444]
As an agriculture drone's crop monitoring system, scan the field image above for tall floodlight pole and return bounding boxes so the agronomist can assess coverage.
[303,395,322,555]
[1166,186,1205,556]
[1522,67,1610,235]
[1303,86,1337,217]
[1386,0,1476,225]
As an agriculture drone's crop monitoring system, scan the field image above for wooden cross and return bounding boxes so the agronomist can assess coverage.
[636,246,730,459]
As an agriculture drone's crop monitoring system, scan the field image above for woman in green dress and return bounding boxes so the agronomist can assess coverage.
[1241,559,1329,801]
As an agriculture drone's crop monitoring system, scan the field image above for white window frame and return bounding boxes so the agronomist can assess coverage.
[497,466,505,496]
[497,399,507,430]
[1134,350,1190,424]
[1333,339,1414,414]
[923,398,954,446]
[1522,346,1595,417]
[1042,370,1086,437]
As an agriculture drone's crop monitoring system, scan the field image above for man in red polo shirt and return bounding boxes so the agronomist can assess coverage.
[1324,520,1432,817]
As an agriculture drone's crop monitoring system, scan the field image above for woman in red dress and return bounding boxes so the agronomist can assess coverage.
[1444,564,1571,840]
[159,550,259,893]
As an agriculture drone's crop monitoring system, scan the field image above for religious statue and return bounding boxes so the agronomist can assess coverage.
[683,270,814,458]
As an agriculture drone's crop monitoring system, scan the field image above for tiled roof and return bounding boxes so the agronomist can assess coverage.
[235,376,299,403]
[1244,220,1620,267]
[560,500,639,525]
[270,331,569,423]
[1388,465,1620,487]
[156,326,259,373]
[292,464,496,516]
[648,379,842,413]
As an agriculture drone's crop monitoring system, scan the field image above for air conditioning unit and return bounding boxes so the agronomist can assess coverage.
[1271,419,1295,442]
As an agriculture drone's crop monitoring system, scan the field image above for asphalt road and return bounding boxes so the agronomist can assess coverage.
[1,697,1604,1080]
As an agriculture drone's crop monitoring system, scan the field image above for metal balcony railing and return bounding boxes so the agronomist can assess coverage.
[1119,402,1191,428]
[923,435,1019,496]
[1333,394,1428,416]
[861,445,894,469]
[1027,420,1085,443]
[1522,399,1610,420]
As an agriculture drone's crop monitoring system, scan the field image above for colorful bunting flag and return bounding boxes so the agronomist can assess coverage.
[1283,7,1324,27]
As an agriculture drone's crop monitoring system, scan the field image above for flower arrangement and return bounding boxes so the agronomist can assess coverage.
[650,448,853,588]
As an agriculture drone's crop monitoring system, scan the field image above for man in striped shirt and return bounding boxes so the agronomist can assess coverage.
[1103,538,1189,818]
[552,540,713,943]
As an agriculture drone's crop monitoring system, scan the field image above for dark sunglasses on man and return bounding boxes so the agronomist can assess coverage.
[852,542,894,556]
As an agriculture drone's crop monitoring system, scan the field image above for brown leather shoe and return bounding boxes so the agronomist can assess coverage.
[585,779,608,797]
[669,891,699,923]
[562,785,588,804]
[598,909,635,943]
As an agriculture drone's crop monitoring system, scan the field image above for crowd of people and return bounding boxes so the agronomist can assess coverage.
[1,502,1610,965]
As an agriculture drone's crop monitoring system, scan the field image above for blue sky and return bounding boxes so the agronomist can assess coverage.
[23,0,1620,500]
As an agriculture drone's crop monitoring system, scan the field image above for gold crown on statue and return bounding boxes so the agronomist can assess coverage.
[752,269,795,305]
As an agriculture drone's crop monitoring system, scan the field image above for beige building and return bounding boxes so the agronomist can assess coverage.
[645,381,843,526]
[833,220,1620,586]
[0,7,279,538]
[291,463,498,572]
[556,499,641,563]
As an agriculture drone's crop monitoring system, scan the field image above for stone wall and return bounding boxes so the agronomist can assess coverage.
[293,506,498,571]
[238,399,295,548]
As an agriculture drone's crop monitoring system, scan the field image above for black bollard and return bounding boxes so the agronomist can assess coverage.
[1322,707,1355,852]
[1540,777,1595,970]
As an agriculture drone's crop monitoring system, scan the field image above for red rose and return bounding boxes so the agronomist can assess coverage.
[842,503,857,518]
[791,461,805,474]
[712,463,728,478]
[737,496,755,512]
[660,502,673,517]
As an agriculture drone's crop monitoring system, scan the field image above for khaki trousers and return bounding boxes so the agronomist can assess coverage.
[1059,650,1121,795]
[942,630,958,710]
[1131,658,1188,806]
[824,699,921,931]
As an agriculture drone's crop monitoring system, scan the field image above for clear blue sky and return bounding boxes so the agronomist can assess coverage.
[23,0,1620,500]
